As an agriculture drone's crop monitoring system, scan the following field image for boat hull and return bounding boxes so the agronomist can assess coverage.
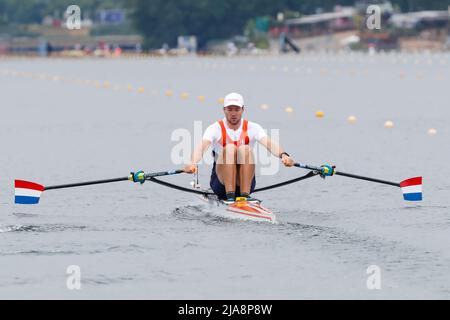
[201,195,276,224]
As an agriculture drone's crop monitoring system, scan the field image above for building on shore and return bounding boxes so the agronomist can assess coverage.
[272,5,450,53]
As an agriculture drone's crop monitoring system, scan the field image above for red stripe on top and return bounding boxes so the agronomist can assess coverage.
[400,177,422,188]
[15,180,45,191]
[243,119,248,132]
[219,120,228,148]
[218,119,250,148]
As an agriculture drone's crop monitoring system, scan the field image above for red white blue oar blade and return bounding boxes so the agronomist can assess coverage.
[400,177,423,201]
[14,180,45,205]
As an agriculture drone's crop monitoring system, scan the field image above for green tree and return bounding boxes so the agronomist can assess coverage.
[129,0,311,48]
[1,0,449,45]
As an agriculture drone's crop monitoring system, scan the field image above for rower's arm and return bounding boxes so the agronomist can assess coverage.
[259,136,295,167]
[191,139,212,164]
[258,136,286,158]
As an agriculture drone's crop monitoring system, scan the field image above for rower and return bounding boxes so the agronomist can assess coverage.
[184,92,296,203]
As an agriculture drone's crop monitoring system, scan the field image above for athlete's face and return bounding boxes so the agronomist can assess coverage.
[224,105,244,126]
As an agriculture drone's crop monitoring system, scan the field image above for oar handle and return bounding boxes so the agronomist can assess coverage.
[294,163,400,188]
[294,163,322,171]
[144,169,184,180]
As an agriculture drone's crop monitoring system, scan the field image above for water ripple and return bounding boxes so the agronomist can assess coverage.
[0,224,88,233]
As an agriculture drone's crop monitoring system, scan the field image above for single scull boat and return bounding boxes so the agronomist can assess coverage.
[13,164,423,223]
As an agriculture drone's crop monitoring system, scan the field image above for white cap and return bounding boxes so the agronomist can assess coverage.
[224,92,244,108]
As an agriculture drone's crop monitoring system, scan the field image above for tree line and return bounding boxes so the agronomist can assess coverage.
[1,0,449,47]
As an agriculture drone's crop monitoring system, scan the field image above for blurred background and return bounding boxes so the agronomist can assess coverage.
[0,0,449,56]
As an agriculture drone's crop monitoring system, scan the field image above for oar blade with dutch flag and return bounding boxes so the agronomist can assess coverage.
[15,180,45,204]
[400,177,423,201]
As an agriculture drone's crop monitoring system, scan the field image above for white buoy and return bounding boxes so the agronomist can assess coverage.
[384,120,394,128]
[347,116,357,124]
[285,107,294,113]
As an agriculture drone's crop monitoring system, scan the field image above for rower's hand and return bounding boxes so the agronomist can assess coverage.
[184,164,198,174]
[130,170,146,184]
[281,154,295,167]
[320,164,336,178]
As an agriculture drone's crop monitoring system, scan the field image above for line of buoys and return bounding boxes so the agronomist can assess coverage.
[2,54,448,82]
[0,66,441,136]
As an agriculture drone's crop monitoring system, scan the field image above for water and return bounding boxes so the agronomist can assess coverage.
[0,53,449,299]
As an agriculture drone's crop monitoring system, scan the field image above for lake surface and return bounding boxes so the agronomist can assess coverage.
[0,52,449,299]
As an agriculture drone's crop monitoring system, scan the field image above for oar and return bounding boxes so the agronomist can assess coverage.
[14,169,184,205]
[294,163,423,201]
